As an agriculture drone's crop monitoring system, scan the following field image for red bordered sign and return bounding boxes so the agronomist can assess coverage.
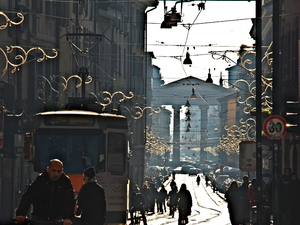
[263,115,287,140]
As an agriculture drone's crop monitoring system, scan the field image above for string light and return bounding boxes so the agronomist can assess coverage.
[210,42,273,154]
[0,12,58,76]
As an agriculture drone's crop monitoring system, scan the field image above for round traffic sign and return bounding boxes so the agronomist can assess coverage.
[263,115,287,140]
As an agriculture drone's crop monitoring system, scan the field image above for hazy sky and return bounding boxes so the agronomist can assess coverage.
[147,1,256,85]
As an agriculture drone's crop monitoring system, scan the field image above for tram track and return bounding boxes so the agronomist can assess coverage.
[187,175,222,224]
[144,174,231,225]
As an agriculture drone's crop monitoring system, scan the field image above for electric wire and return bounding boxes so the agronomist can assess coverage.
[1,2,261,95]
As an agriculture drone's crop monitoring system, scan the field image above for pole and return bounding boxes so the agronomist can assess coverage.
[272,141,280,225]
[79,67,88,99]
[272,0,281,223]
[255,0,263,224]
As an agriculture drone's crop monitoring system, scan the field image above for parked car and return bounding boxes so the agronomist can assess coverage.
[173,167,182,174]
[215,174,231,193]
[181,165,194,174]
[188,168,198,176]
[199,164,212,174]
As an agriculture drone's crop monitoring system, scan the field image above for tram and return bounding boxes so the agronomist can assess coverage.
[29,109,129,224]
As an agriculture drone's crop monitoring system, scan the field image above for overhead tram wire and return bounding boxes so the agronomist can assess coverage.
[147,16,259,26]
[180,3,204,64]
[14,0,166,3]
[7,2,258,87]
[10,4,298,26]
[167,4,204,80]
[148,43,252,48]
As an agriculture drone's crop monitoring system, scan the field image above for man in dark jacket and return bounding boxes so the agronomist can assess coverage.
[15,159,74,225]
[75,166,106,225]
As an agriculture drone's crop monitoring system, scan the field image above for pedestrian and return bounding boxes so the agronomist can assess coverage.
[239,175,250,224]
[129,191,147,225]
[157,184,168,213]
[176,183,192,224]
[212,178,217,193]
[205,174,209,187]
[148,182,157,214]
[196,175,200,186]
[170,179,177,189]
[247,178,257,223]
[225,181,240,225]
[172,170,176,180]
[140,182,151,212]
[132,184,141,194]
[287,173,300,225]
[280,167,292,224]
[167,185,178,218]
[155,176,162,188]
[75,166,106,225]
[15,159,74,225]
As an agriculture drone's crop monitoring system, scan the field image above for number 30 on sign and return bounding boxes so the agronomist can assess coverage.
[263,115,287,140]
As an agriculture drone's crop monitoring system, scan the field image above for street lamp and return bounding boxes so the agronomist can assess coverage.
[160,5,181,29]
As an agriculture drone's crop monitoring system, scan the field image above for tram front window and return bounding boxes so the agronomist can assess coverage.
[34,131,105,173]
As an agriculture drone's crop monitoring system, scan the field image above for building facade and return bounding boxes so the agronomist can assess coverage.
[0,0,157,222]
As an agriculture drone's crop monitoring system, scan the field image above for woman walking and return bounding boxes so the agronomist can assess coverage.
[225,181,240,225]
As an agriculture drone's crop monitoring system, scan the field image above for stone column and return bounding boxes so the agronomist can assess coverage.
[200,105,209,164]
[172,105,181,166]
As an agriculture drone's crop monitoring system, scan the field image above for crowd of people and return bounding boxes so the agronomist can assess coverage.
[224,176,254,225]
[224,167,300,225]
[129,178,193,225]
[15,159,299,225]
[15,160,191,225]
[271,167,300,225]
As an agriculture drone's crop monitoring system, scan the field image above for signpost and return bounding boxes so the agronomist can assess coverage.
[263,115,286,225]
[263,115,287,140]
[239,141,256,172]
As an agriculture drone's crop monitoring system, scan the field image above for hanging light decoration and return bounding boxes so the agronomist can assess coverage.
[160,3,181,29]
[190,88,197,99]
[185,109,191,116]
[219,72,224,86]
[205,68,213,83]
[183,51,192,65]
[185,99,191,107]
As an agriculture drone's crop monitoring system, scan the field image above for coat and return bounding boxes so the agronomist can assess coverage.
[225,186,241,225]
[157,187,167,203]
[16,171,75,221]
[176,189,192,215]
[167,189,178,206]
[247,184,257,210]
[76,181,106,225]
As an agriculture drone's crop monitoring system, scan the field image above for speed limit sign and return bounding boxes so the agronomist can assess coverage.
[263,115,287,140]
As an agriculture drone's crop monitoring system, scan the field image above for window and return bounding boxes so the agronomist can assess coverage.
[107,132,126,173]
[34,130,104,173]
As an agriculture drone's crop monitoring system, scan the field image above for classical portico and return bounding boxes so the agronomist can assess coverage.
[151,75,236,165]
